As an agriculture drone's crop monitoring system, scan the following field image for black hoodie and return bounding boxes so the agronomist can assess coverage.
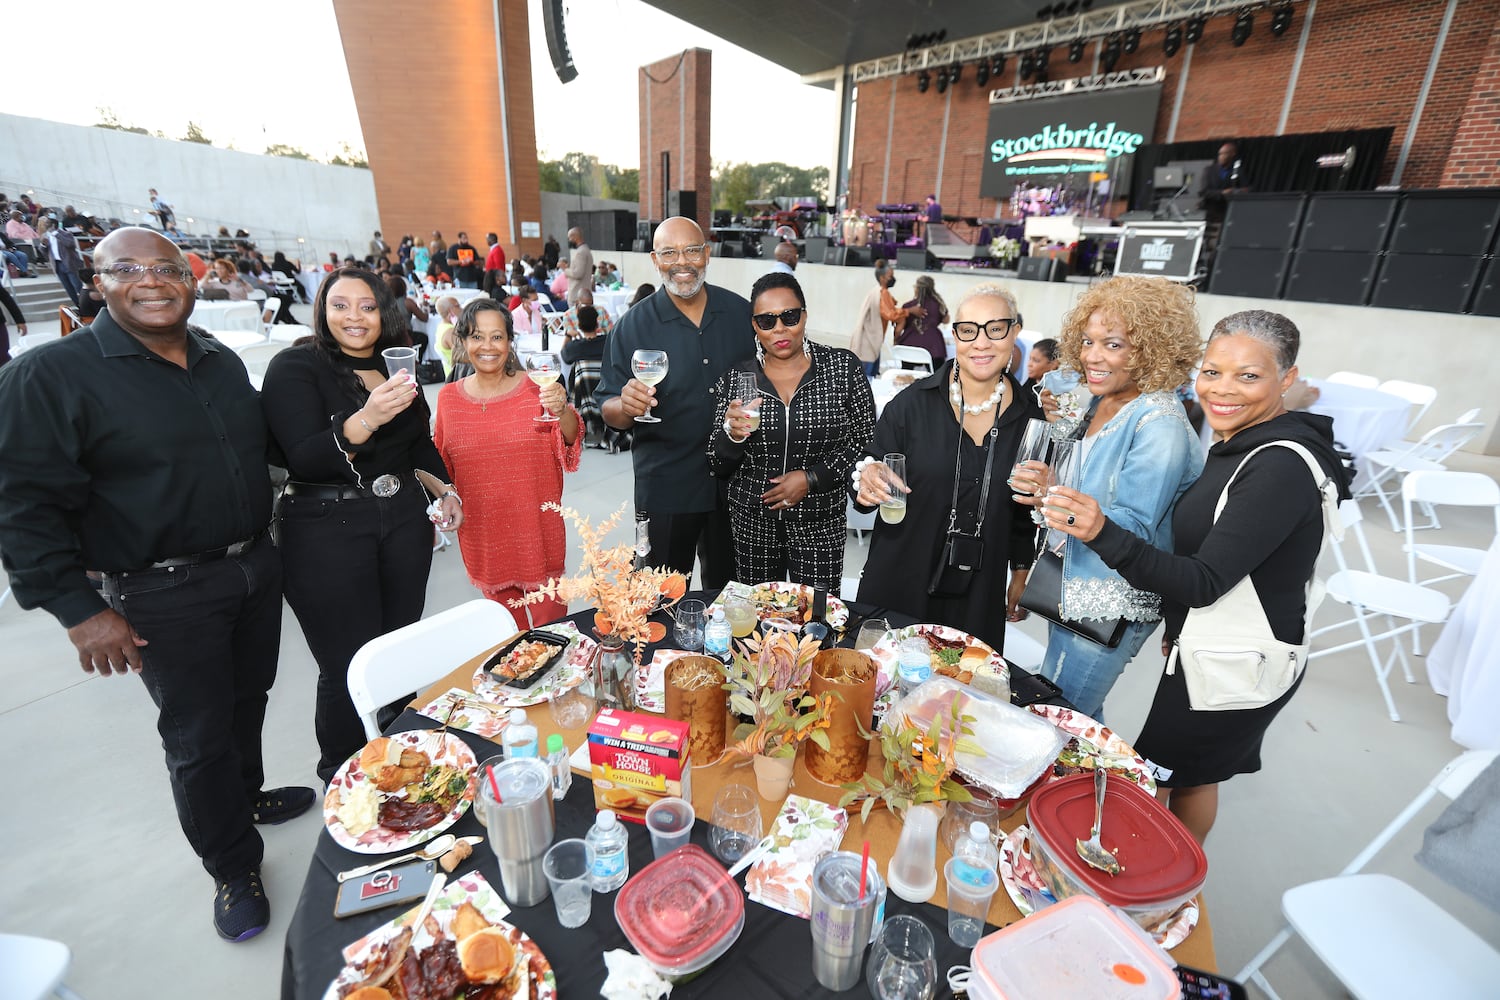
[1089,410,1352,644]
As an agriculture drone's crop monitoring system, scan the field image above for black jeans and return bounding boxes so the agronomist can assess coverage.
[104,539,282,881]
[278,486,433,782]
[640,506,735,591]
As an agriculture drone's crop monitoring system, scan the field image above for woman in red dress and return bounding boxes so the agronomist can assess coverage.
[434,298,582,624]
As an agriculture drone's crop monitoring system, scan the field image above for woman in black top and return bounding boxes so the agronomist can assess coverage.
[709,272,875,592]
[1042,310,1351,843]
[261,267,463,781]
[852,285,1038,652]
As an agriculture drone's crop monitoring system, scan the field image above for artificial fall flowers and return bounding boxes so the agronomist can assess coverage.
[724,630,834,760]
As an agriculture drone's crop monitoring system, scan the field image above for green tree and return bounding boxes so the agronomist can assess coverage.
[94,107,149,135]
[264,143,313,160]
[603,166,639,202]
[711,161,830,214]
[330,142,370,168]
[182,121,212,145]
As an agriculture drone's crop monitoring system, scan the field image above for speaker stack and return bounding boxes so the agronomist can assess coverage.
[1017,255,1067,282]
[896,247,937,271]
[1372,190,1500,313]
[1284,192,1398,305]
[1209,193,1304,298]
[666,190,697,219]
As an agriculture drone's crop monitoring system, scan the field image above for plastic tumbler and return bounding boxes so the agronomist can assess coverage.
[644,797,695,858]
[810,851,887,991]
[381,346,419,382]
[887,803,940,903]
[942,858,998,947]
[476,757,555,906]
[543,838,594,928]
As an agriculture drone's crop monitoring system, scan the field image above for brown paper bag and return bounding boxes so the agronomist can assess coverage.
[804,648,877,785]
[663,655,727,764]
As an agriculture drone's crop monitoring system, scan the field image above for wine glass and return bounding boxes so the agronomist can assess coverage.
[708,783,763,864]
[1009,418,1054,525]
[732,370,762,433]
[854,617,890,652]
[865,915,937,1000]
[631,349,669,423]
[526,351,563,422]
[1043,439,1082,520]
[673,599,707,651]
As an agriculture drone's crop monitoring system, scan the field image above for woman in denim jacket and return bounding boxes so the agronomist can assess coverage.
[1014,277,1203,718]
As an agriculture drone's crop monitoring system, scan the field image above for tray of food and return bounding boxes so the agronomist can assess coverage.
[709,581,849,629]
[482,630,571,690]
[324,731,477,854]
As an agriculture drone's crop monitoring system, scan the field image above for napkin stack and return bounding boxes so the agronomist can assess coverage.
[744,795,850,918]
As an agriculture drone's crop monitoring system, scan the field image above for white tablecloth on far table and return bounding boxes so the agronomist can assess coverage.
[191,300,261,333]
[590,287,632,317]
[1427,538,1500,750]
[298,269,326,304]
[1305,379,1411,489]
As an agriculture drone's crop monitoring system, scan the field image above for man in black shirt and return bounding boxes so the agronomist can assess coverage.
[597,216,754,587]
[446,231,483,288]
[0,227,312,943]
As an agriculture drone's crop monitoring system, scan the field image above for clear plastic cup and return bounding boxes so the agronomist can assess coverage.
[943,858,998,947]
[543,838,594,928]
[644,797,695,858]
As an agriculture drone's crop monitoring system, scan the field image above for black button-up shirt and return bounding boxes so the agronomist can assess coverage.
[0,310,273,627]
[595,284,754,513]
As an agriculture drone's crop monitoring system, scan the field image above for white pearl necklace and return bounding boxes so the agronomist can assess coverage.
[950,379,1004,415]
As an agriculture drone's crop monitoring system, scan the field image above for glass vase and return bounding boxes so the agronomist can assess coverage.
[588,631,633,709]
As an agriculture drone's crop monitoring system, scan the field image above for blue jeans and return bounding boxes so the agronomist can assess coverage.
[55,267,82,306]
[1041,618,1158,720]
[863,360,879,378]
[2,248,27,276]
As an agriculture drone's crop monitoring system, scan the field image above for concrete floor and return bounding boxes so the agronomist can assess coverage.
[2,313,1498,998]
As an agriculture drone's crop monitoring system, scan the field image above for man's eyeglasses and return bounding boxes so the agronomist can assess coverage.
[99,262,192,283]
[653,244,708,264]
[952,318,1018,342]
[751,307,804,331]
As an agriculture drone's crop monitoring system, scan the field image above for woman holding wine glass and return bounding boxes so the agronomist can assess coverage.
[708,272,875,591]
[433,299,581,625]
[852,284,1039,652]
[1009,275,1203,719]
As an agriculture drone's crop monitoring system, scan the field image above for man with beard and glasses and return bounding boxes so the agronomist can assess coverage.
[597,217,753,587]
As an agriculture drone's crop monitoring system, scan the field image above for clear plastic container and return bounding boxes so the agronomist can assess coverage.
[891,677,1064,799]
[968,895,1181,1000]
[615,844,745,978]
[1025,773,1207,932]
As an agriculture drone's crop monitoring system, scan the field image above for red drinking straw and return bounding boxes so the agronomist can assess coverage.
[486,764,503,803]
[858,840,871,901]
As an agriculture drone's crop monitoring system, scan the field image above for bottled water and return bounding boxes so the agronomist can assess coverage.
[503,709,538,758]
[704,609,733,662]
[586,808,629,892]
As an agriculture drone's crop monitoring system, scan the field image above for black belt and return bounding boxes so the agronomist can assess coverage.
[281,479,411,501]
[102,530,266,586]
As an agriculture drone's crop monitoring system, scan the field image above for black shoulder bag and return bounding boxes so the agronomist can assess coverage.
[928,411,1000,599]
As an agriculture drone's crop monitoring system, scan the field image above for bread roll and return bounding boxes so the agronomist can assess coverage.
[457,926,515,984]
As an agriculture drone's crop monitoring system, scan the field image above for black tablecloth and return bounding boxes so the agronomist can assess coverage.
[281,598,1069,999]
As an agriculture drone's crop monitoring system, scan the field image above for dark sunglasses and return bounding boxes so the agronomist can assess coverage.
[752,307,805,331]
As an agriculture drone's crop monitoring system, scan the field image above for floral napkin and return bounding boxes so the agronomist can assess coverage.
[744,795,849,919]
[416,687,513,740]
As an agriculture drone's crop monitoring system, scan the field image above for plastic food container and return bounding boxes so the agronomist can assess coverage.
[614,844,745,978]
[1025,773,1207,932]
[968,895,1181,1000]
[891,677,1064,799]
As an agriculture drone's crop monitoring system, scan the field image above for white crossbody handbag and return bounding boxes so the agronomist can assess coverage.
[1165,440,1344,712]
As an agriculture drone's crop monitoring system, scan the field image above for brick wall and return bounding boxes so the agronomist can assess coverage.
[638,48,713,235]
[849,0,1500,212]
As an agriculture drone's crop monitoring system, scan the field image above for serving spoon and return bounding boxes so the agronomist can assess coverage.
[1075,767,1123,876]
[338,833,480,882]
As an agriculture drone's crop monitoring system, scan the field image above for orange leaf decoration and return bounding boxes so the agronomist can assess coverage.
[644,621,668,643]
[593,611,614,634]
[659,574,687,601]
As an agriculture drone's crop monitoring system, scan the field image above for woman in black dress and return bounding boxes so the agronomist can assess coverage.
[1041,310,1351,843]
[851,284,1038,652]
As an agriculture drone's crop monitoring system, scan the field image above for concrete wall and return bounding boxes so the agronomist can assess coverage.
[612,251,1500,455]
[0,112,378,260]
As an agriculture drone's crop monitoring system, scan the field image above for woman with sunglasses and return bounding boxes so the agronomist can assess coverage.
[1010,275,1203,719]
[852,285,1039,652]
[709,272,875,591]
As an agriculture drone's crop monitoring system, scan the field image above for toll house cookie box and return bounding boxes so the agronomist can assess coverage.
[587,709,692,825]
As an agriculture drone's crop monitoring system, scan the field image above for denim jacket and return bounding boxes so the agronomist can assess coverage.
[1060,391,1202,622]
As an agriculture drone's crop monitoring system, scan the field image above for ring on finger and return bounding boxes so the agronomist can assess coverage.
[1066,514,1077,526]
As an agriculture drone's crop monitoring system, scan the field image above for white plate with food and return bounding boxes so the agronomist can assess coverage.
[866,623,1007,717]
[471,622,597,707]
[709,581,849,630]
[324,730,477,854]
[324,871,555,1000]
[1027,704,1157,795]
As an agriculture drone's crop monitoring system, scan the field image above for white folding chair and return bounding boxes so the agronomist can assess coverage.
[1378,379,1438,434]
[1355,418,1486,531]
[347,599,519,740]
[1402,471,1500,654]
[1237,750,1500,1000]
[237,340,286,380]
[1309,499,1450,721]
[846,495,876,544]
[889,345,934,374]
[258,296,281,336]
[0,932,86,999]
[1324,370,1381,388]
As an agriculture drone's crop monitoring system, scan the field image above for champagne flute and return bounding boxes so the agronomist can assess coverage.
[1042,440,1081,520]
[1010,417,1054,525]
[526,351,563,422]
[733,370,762,433]
[879,453,908,525]
[632,349,669,423]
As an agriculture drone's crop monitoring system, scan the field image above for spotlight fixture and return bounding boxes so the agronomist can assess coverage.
[1033,47,1052,81]
[991,53,1007,77]
[1019,51,1036,79]
[1123,26,1141,53]
[1185,16,1205,44]
[936,68,949,94]
[1232,11,1254,46]
[949,62,963,84]
[1271,5,1294,36]
[975,58,990,86]
[916,70,930,93]
[1068,39,1085,63]
[1164,23,1183,57]
[1102,34,1122,72]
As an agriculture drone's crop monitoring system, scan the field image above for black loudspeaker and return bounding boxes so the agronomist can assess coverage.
[541,0,578,83]
[718,241,740,258]
[1299,193,1398,253]
[1371,253,1486,313]
[823,246,846,266]
[666,190,697,219]
[1208,246,1292,298]
[1017,256,1067,281]
[1284,250,1380,305]
[1471,258,1500,316]
[804,236,829,261]
[637,220,655,243]
[568,209,637,253]
[1389,190,1500,256]
[1220,194,1306,250]
[845,247,872,267]
[896,247,936,271]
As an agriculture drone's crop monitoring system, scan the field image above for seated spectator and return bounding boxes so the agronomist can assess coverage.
[549,267,568,302]
[184,250,209,281]
[5,211,41,265]
[511,286,545,342]
[1,231,32,278]
[433,295,463,376]
[530,264,563,309]
[627,283,655,308]
[561,305,613,449]
[200,257,252,300]
[386,274,431,357]
[1025,337,1059,383]
[564,288,612,339]
[271,251,309,302]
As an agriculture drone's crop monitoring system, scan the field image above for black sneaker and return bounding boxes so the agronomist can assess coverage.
[213,870,269,942]
[251,786,316,825]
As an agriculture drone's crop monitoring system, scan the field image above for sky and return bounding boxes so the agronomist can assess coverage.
[0,0,837,171]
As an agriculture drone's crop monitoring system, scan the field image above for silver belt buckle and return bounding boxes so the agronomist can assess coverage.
[371,474,402,498]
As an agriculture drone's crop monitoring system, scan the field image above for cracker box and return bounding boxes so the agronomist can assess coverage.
[586,708,692,825]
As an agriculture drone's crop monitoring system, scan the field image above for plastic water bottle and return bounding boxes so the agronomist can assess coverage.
[503,709,538,758]
[951,821,999,884]
[946,821,1000,946]
[546,733,571,800]
[704,609,732,662]
[586,808,629,892]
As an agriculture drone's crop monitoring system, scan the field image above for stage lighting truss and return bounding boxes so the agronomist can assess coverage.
[1068,38,1086,62]
[1232,11,1253,45]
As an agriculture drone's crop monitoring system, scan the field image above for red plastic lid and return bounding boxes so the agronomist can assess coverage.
[614,844,745,973]
[1026,773,1207,908]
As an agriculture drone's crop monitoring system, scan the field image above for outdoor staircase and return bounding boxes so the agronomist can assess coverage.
[6,272,73,322]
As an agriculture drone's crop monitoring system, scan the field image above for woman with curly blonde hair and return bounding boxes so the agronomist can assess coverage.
[1013,275,1203,718]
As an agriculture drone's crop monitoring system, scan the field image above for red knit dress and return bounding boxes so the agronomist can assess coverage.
[433,377,582,614]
